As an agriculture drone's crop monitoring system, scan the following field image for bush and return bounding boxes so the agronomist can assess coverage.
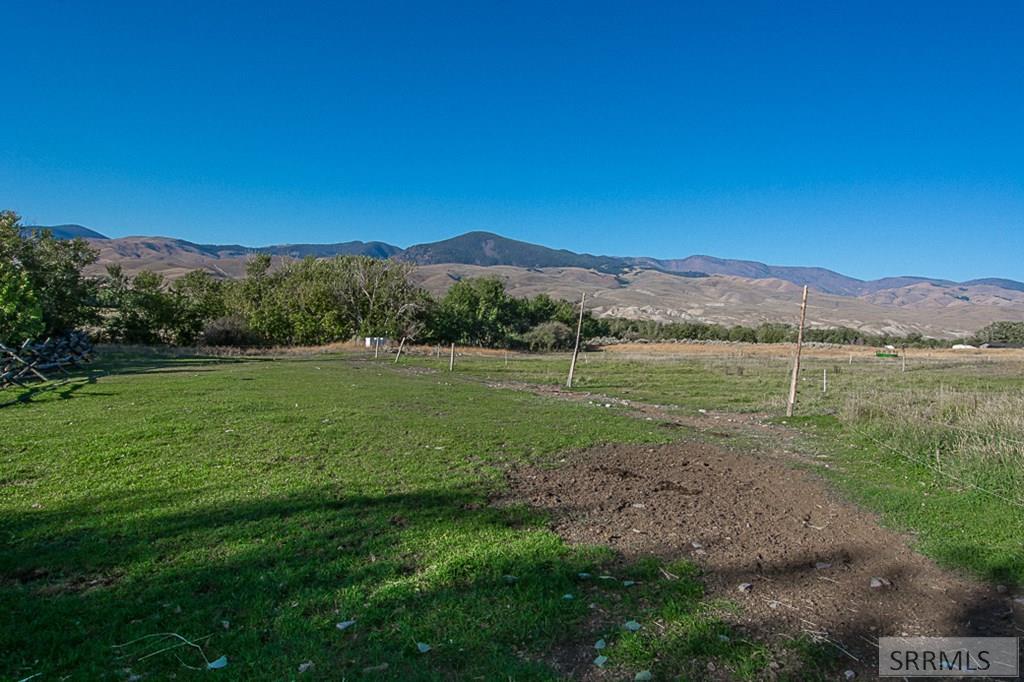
[521,321,574,351]
[202,315,262,347]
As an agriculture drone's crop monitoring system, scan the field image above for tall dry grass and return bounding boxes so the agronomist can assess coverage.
[840,387,1024,505]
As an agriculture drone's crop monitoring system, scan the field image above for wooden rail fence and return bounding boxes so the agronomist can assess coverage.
[0,332,95,389]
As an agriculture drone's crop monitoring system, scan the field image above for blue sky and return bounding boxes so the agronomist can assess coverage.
[2,1,1022,281]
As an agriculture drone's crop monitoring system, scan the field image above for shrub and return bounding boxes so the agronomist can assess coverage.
[202,315,262,347]
[521,321,574,351]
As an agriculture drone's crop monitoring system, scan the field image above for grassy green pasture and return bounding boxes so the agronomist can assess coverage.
[4,345,1020,680]
[1,353,796,681]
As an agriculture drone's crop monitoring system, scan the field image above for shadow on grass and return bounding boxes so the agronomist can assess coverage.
[94,353,267,377]
[0,352,274,408]
[4,484,1013,680]
[0,375,106,409]
[0,485,659,680]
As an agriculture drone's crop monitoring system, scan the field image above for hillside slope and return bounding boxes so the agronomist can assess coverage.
[411,264,1024,338]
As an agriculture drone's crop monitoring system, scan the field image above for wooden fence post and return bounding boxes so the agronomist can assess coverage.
[394,337,407,363]
[449,343,455,372]
[566,292,586,388]
[786,285,809,417]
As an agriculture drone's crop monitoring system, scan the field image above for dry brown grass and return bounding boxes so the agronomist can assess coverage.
[599,341,1024,362]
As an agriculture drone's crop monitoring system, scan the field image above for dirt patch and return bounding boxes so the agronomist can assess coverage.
[497,440,1020,678]
[2,566,122,596]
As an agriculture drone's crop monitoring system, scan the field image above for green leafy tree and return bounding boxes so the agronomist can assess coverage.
[755,322,794,344]
[100,266,180,344]
[521,294,573,329]
[171,270,227,345]
[972,321,1024,346]
[224,255,429,346]
[0,261,44,345]
[436,277,518,346]
[328,256,429,339]
[0,210,99,336]
[728,325,757,343]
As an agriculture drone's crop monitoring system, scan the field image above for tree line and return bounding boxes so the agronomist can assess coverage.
[597,318,954,348]
[0,211,1008,351]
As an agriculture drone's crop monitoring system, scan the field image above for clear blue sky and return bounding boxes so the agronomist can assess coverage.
[2,1,1022,281]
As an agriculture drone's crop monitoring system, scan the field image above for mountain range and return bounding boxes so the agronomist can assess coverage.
[23,224,1024,338]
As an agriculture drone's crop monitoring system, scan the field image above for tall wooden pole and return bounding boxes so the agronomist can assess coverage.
[566,292,586,388]
[449,343,455,372]
[786,285,809,417]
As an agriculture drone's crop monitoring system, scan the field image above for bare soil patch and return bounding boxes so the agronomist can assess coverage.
[497,438,1020,678]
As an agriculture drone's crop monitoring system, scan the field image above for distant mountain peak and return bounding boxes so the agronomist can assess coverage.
[399,231,627,272]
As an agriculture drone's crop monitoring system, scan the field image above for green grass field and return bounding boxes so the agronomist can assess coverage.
[1,353,803,681]
[4,346,1021,680]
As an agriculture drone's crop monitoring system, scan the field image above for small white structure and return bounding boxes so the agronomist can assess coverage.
[364,337,389,348]
[951,343,977,350]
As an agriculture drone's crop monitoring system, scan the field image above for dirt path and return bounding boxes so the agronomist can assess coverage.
[489,384,1022,679]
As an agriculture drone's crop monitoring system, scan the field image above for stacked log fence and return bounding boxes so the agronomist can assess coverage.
[0,331,95,389]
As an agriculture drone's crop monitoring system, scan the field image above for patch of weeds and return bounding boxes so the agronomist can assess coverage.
[770,414,841,430]
[585,559,771,680]
[778,634,841,682]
